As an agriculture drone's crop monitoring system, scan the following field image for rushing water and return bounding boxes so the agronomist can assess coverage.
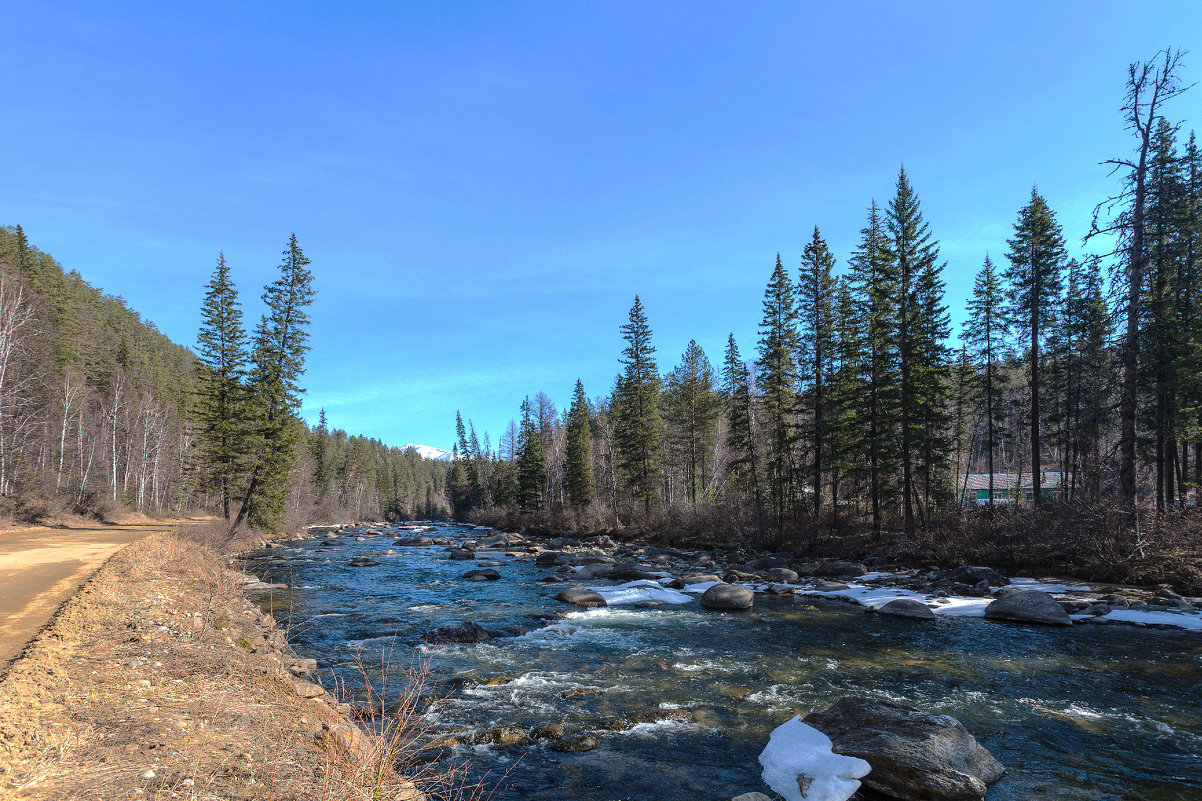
[246,522,1202,800]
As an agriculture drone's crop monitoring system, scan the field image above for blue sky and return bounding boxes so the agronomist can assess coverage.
[2,2,1199,450]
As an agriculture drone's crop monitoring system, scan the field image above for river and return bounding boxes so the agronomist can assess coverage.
[246,522,1202,800]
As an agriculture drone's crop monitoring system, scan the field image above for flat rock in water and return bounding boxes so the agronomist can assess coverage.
[461,568,501,581]
[984,590,1072,626]
[320,539,346,546]
[700,583,754,610]
[347,558,380,567]
[424,621,491,643]
[805,696,1005,801]
[877,598,937,620]
[447,549,475,560]
[393,536,433,546]
[555,587,608,608]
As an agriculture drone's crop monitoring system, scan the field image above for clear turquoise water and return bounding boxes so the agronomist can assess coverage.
[247,522,1202,801]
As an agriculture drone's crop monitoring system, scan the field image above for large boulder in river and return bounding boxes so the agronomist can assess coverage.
[813,560,868,579]
[763,567,799,583]
[555,588,608,608]
[608,563,659,581]
[877,598,937,620]
[946,566,1010,587]
[700,583,754,610]
[984,590,1072,626]
[447,549,475,560]
[320,538,346,546]
[461,568,501,581]
[804,697,1005,801]
[393,536,433,546]
[746,555,789,570]
[424,622,491,644]
[535,550,568,566]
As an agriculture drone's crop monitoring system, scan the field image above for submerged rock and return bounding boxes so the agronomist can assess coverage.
[320,539,346,546]
[876,598,937,620]
[984,590,1072,626]
[461,568,501,581]
[555,587,608,608]
[549,734,600,752]
[424,621,491,643]
[700,583,754,610]
[347,558,380,567]
[804,697,1005,801]
[448,548,475,560]
[531,722,565,739]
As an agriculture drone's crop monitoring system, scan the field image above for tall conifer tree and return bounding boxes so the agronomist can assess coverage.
[757,254,801,530]
[565,379,595,507]
[797,228,837,516]
[614,296,662,512]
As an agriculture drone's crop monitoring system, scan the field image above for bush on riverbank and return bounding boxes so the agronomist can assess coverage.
[465,502,1202,594]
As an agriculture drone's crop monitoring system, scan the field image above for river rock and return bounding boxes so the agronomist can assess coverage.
[479,727,527,746]
[461,568,501,581]
[804,697,1005,801]
[477,533,509,548]
[531,722,565,739]
[700,583,754,610]
[549,734,600,752]
[746,555,790,570]
[814,581,850,592]
[984,590,1072,626]
[723,569,760,583]
[393,536,433,546]
[813,560,868,578]
[320,538,346,546]
[291,678,325,698]
[729,794,772,801]
[946,566,1010,587]
[448,549,475,560]
[608,563,659,581]
[763,567,799,583]
[348,558,380,567]
[424,621,491,643]
[555,588,608,608]
[535,550,568,566]
[877,598,937,620]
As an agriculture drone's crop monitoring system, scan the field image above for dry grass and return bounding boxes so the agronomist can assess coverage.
[0,526,458,801]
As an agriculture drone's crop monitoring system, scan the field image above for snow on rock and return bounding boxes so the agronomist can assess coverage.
[759,715,871,801]
[1098,608,1202,631]
[586,580,694,605]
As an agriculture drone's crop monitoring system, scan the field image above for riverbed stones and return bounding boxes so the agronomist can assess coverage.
[804,697,1005,801]
[984,590,1072,626]
[608,563,659,581]
[531,722,565,739]
[945,566,1010,587]
[478,727,527,747]
[461,568,501,581]
[348,558,380,567]
[876,598,938,620]
[555,588,608,608]
[813,560,868,578]
[549,734,600,752]
[535,550,569,566]
[700,583,754,610]
[447,548,475,560]
[424,621,491,643]
[320,539,346,546]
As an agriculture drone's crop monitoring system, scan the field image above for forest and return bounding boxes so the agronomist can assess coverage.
[449,51,1202,588]
[0,227,450,530]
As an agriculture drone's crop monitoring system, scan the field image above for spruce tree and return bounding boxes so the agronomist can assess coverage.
[722,333,762,517]
[565,378,595,507]
[232,234,316,533]
[1004,189,1066,510]
[886,168,945,532]
[195,251,248,521]
[663,340,720,504]
[848,200,899,534]
[964,255,1007,508]
[614,296,662,512]
[797,228,837,516]
[516,396,546,512]
[757,254,801,530]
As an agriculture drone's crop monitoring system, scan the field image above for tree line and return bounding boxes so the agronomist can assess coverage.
[0,227,450,529]
[449,50,1198,544]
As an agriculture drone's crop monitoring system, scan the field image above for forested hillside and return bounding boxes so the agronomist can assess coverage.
[450,51,1202,587]
[0,225,448,528]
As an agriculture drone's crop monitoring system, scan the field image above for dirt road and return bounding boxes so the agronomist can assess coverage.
[0,520,196,672]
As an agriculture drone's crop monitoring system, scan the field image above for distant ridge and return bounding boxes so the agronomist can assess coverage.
[403,443,455,462]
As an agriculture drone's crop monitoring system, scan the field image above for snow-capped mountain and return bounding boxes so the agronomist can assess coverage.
[402,443,456,461]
